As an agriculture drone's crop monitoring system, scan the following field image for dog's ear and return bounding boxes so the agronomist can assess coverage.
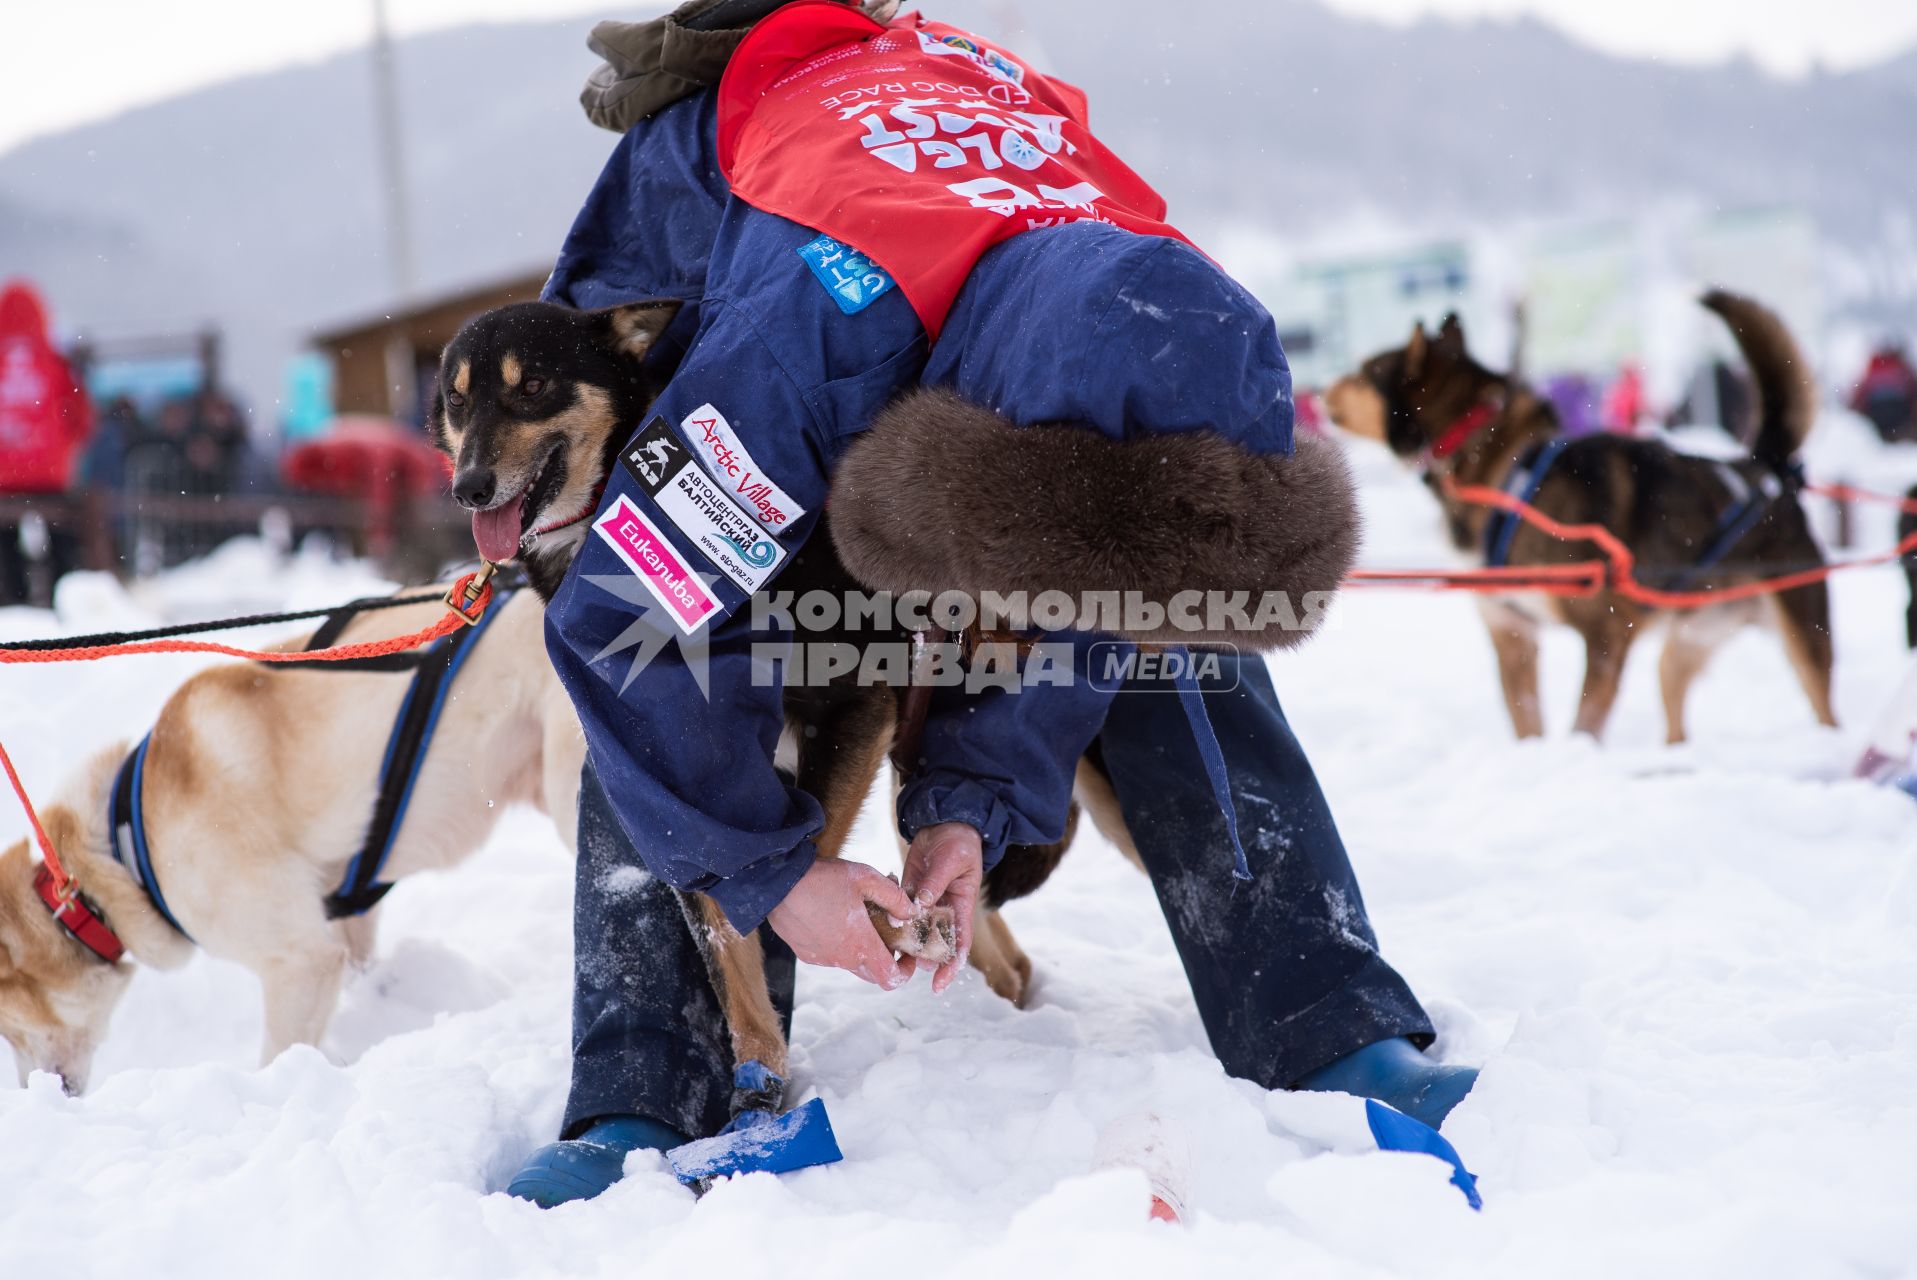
[594,300,683,361]
[1404,322,1430,380]
[1435,312,1467,357]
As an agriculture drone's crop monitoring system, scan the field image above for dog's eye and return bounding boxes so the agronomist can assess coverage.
[445,391,467,409]
[522,378,546,396]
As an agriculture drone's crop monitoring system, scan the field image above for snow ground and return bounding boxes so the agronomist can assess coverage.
[4,420,1917,1279]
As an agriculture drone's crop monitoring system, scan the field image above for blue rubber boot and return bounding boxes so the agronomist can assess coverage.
[1296,1038,1479,1130]
[506,1115,688,1207]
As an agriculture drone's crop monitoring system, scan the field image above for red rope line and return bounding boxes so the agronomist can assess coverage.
[1,736,70,889]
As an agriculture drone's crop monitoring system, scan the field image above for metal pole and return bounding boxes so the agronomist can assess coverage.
[370,0,417,301]
[370,0,419,420]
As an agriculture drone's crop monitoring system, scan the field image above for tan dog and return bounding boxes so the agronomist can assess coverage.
[0,589,583,1091]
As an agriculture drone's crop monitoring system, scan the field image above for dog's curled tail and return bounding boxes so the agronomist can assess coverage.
[1702,288,1817,477]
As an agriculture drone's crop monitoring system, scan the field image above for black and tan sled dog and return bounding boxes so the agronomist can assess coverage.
[430,298,1361,1077]
[1327,290,1835,743]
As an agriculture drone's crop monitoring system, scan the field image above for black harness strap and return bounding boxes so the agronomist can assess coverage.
[323,587,519,919]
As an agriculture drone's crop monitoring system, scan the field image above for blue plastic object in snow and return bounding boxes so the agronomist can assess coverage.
[1365,1099,1482,1210]
[665,1062,844,1187]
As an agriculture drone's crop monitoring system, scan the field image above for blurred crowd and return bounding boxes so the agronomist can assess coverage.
[83,389,266,500]
[0,278,272,604]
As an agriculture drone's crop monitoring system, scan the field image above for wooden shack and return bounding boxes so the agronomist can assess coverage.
[310,269,551,419]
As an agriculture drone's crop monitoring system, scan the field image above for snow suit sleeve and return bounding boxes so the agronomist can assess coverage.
[895,635,1121,868]
[543,197,927,933]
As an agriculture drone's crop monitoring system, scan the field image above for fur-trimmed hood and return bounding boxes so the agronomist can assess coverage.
[828,388,1360,651]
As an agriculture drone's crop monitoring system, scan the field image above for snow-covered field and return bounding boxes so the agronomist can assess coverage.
[4,418,1917,1278]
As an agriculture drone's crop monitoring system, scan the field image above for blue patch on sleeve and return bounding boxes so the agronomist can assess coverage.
[797,234,896,316]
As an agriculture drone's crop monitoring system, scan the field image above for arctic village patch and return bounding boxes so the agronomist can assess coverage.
[797,234,896,316]
[620,416,787,593]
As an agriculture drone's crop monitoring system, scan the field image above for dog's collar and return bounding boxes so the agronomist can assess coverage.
[524,479,610,545]
[1427,397,1502,462]
[109,736,193,941]
[34,863,126,964]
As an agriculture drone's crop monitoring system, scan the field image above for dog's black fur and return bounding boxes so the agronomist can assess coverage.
[431,300,682,600]
[1328,290,1836,742]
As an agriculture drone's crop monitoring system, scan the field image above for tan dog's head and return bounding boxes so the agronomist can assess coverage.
[1325,314,1493,459]
[0,820,134,1094]
[429,299,681,568]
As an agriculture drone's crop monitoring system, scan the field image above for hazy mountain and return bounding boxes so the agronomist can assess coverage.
[1,1,1911,419]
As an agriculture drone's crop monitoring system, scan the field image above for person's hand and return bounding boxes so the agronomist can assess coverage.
[767,858,918,989]
[901,822,983,993]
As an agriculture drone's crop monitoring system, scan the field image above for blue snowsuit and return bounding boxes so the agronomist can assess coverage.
[545,92,1435,1139]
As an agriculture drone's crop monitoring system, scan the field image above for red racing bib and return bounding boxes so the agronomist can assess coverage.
[717,2,1196,339]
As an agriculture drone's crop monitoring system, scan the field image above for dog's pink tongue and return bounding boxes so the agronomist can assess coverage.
[471,494,526,563]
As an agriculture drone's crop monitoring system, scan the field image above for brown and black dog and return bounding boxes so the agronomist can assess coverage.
[1327,291,1836,743]
[429,299,970,1080]
[428,296,1363,1070]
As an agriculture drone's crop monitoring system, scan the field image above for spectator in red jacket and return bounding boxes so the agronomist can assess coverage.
[0,279,93,603]
[1851,344,1917,443]
[0,280,91,493]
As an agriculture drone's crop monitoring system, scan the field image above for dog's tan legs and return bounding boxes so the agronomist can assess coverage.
[676,688,893,1081]
[1566,605,1642,741]
[1658,629,1712,746]
[335,911,379,971]
[794,687,896,863]
[1479,599,1545,739]
[966,903,1033,1007]
[691,895,789,1077]
[1770,584,1839,728]
[1073,757,1145,875]
[258,943,349,1064]
[1656,605,1748,744]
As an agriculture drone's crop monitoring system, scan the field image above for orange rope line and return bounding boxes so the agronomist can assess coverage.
[3,572,495,900]
[1343,478,1917,602]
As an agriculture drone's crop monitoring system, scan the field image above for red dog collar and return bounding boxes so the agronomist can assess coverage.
[1429,399,1501,461]
[526,478,611,543]
[34,863,126,964]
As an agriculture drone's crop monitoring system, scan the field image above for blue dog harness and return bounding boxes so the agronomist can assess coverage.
[108,588,518,936]
[1665,463,1784,590]
[1482,437,1573,568]
[1482,438,1775,581]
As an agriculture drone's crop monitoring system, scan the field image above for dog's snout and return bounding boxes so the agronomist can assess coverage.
[453,469,497,510]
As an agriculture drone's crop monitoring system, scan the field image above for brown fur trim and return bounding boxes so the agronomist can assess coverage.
[828,388,1359,651]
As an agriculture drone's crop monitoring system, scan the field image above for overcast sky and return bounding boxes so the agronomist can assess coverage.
[2,0,1912,155]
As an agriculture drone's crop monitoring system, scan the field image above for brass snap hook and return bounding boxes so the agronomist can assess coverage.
[444,561,499,626]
